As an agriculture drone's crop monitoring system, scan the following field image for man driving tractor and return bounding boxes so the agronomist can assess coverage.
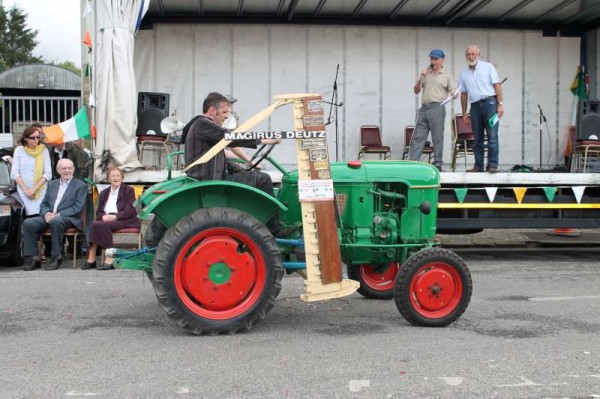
[184,92,282,234]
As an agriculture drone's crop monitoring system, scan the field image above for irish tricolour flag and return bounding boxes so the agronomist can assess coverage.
[44,107,91,144]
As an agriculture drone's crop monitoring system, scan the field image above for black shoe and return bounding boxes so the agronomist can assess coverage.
[469,166,483,172]
[81,260,96,270]
[23,256,41,271]
[98,263,115,270]
[45,256,63,271]
[486,166,498,173]
[435,165,444,172]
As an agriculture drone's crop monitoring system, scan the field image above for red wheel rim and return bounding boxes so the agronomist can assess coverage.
[359,263,399,292]
[409,261,462,318]
[174,228,266,320]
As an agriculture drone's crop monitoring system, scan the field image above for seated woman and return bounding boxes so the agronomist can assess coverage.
[84,167,140,270]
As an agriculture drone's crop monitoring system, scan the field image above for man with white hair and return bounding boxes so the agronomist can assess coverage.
[459,44,504,173]
[22,158,88,271]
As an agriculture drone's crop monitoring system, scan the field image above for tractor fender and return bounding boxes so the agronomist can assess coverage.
[141,180,287,228]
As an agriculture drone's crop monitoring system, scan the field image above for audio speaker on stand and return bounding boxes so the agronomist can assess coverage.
[576,99,600,141]
[136,92,170,138]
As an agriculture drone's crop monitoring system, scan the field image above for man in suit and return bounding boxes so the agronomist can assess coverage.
[22,158,88,271]
[46,139,91,257]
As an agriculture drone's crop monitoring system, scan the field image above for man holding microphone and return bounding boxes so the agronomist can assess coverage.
[409,49,457,172]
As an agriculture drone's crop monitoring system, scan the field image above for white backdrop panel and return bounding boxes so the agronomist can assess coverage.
[308,26,345,162]
[155,25,194,118]
[269,26,308,162]
[134,24,580,169]
[344,27,381,161]
[381,27,416,159]
[232,26,270,133]
[133,30,155,93]
[524,31,559,167]
[194,25,234,119]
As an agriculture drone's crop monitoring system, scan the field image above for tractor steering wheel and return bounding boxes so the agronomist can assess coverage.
[245,144,276,171]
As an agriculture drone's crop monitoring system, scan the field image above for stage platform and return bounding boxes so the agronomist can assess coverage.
[439,171,600,186]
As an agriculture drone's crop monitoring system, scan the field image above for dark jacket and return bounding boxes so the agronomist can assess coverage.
[184,115,260,180]
[96,184,140,227]
[39,177,88,230]
[48,142,90,180]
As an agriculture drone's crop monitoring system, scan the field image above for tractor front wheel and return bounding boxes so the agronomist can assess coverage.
[348,262,399,299]
[152,207,283,334]
[394,247,472,327]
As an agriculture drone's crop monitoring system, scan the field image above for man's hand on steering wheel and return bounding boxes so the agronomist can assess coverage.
[244,138,281,171]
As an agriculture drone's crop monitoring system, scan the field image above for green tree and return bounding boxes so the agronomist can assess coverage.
[56,60,81,76]
[0,2,43,73]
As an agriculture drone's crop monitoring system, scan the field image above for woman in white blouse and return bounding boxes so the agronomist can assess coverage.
[10,126,52,216]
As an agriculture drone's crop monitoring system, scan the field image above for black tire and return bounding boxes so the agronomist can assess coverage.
[394,247,472,327]
[143,216,167,249]
[8,223,23,266]
[347,262,399,300]
[152,207,283,335]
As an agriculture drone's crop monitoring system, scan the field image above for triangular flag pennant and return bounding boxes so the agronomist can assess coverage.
[83,31,93,52]
[543,187,557,203]
[454,188,468,204]
[91,125,96,139]
[513,187,527,204]
[485,187,498,202]
[84,63,91,77]
[572,186,586,204]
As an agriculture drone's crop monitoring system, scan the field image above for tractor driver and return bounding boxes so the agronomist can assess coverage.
[184,91,283,234]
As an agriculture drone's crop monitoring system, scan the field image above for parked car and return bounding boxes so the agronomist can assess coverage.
[0,157,24,265]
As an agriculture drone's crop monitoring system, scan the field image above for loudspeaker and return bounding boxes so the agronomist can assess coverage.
[136,92,170,137]
[576,99,600,141]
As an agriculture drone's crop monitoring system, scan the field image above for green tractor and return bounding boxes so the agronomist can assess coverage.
[117,94,472,335]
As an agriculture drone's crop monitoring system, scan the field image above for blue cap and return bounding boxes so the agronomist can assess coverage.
[429,49,445,59]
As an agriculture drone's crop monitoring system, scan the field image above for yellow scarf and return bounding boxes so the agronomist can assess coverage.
[22,144,46,199]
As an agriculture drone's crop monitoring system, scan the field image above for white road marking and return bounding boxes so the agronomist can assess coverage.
[349,380,370,392]
[496,377,542,387]
[177,387,190,394]
[438,377,464,386]
[528,295,600,301]
[65,392,98,397]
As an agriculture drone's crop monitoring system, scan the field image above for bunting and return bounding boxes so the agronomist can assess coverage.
[513,188,527,204]
[484,187,498,202]
[542,187,557,203]
[571,186,585,204]
[454,188,468,204]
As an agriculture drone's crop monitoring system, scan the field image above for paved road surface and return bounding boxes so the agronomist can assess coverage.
[1,248,599,398]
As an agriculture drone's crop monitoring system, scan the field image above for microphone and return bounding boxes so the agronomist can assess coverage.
[537,104,547,122]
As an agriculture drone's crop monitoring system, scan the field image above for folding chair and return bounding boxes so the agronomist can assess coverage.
[402,125,433,163]
[357,125,391,160]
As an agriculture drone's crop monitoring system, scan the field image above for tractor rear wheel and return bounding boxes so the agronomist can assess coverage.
[152,207,283,335]
[394,247,472,327]
[348,262,399,299]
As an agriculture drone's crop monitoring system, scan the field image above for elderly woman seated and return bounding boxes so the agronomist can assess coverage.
[83,167,140,270]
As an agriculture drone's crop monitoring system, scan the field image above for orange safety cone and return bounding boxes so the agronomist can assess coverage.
[547,228,580,237]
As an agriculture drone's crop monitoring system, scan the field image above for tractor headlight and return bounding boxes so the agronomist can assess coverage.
[0,205,10,216]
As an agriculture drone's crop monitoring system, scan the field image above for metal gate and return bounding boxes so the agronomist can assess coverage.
[0,96,81,146]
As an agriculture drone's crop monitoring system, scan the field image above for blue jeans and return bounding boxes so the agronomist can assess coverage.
[470,98,499,169]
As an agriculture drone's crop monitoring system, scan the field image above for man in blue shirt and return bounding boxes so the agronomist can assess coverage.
[458,44,504,173]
